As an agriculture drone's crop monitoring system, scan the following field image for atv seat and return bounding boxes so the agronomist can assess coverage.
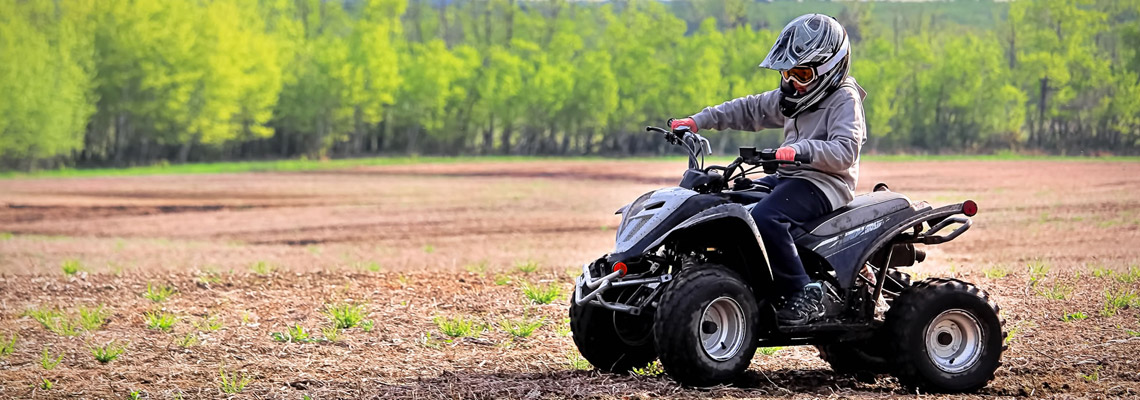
[793,191,912,237]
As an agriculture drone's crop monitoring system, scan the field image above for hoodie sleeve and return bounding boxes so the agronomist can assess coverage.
[788,88,865,174]
[690,90,785,132]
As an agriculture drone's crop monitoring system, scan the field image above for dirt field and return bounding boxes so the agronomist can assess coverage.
[1,159,1139,399]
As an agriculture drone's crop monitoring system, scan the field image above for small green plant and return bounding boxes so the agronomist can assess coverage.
[196,270,223,285]
[355,261,382,272]
[418,331,442,349]
[0,232,12,240]
[1115,265,1140,284]
[556,317,572,337]
[128,390,141,400]
[192,314,224,331]
[40,346,63,370]
[90,341,127,363]
[174,332,200,348]
[320,326,341,342]
[493,274,512,286]
[25,307,81,337]
[1060,312,1088,322]
[324,302,366,329]
[464,261,488,276]
[249,261,276,276]
[500,316,544,338]
[1126,329,1140,337]
[631,360,664,376]
[1101,288,1139,317]
[270,324,313,343]
[983,264,1011,279]
[1004,320,1036,346]
[144,311,177,331]
[76,304,110,331]
[360,319,374,332]
[218,367,252,394]
[396,274,410,287]
[758,347,782,356]
[1090,264,1114,278]
[1039,283,1073,300]
[0,333,16,357]
[1080,366,1101,382]
[422,244,435,254]
[61,259,83,276]
[521,282,562,305]
[1026,259,1050,288]
[39,378,53,390]
[143,283,176,302]
[514,260,539,274]
[435,316,484,338]
[568,352,591,370]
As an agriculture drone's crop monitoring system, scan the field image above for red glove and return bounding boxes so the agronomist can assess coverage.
[669,118,698,132]
[775,146,796,161]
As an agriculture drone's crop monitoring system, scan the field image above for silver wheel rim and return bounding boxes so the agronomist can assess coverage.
[925,309,984,374]
[699,296,746,361]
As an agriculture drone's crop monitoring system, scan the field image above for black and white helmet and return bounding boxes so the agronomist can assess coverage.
[759,14,851,118]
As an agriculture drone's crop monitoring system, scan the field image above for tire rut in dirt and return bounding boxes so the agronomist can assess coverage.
[886,277,1005,393]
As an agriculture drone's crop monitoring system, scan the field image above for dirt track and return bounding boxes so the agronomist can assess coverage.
[1,159,1139,398]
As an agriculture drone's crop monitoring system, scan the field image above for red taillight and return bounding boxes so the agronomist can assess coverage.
[963,200,978,217]
[613,262,628,277]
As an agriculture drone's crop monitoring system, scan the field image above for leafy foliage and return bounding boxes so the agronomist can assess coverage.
[324,302,367,329]
[4,1,1140,171]
[91,341,127,363]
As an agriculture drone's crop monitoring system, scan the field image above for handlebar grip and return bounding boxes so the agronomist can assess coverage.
[794,153,811,164]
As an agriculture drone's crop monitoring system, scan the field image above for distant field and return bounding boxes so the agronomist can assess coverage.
[1,159,1138,398]
[5,153,1140,179]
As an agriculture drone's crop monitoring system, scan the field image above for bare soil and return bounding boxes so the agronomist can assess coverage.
[1,159,1138,399]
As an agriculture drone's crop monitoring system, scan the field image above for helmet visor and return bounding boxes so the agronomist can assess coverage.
[781,67,817,85]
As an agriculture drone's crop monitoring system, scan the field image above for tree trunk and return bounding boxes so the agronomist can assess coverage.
[501,122,513,155]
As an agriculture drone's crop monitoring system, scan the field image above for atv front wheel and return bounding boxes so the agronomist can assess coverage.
[886,278,1004,393]
[654,265,759,387]
[569,294,656,373]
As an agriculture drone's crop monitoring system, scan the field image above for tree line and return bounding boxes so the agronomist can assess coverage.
[1,0,1138,170]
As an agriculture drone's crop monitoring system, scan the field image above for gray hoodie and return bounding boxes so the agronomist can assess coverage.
[690,77,867,210]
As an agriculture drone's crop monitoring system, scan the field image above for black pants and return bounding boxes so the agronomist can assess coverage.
[750,175,833,297]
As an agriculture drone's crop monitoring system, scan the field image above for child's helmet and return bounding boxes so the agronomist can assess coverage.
[759,14,851,118]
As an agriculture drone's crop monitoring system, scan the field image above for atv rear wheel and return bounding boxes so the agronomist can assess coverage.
[886,278,1004,393]
[654,265,759,387]
[569,294,656,373]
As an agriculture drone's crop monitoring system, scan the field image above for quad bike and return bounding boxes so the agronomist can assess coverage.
[569,125,1004,393]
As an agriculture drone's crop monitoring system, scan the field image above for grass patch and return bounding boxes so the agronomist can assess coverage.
[514,260,539,274]
[39,378,53,390]
[556,318,572,337]
[40,346,63,370]
[422,244,435,254]
[91,341,127,363]
[174,332,200,348]
[1004,320,1036,346]
[249,261,276,276]
[1114,265,1140,284]
[631,360,664,377]
[499,316,545,338]
[1101,288,1139,317]
[1090,263,1114,278]
[521,282,562,305]
[320,326,342,342]
[1060,312,1088,322]
[434,316,484,338]
[758,347,782,356]
[417,332,443,349]
[1080,366,1101,382]
[0,333,15,357]
[76,304,110,331]
[493,274,512,286]
[218,367,252,394]
[464,261,488,276]
[324,302,366,329]
[1038,283,1074,300]
[25,306,87,336]
[983,264,1011,279]
[1026,259,1050,288]
[61,259,83,276]
[568,351,591,370]
[144,311,177,331]
[142,283,176,303]
[270,324,313,343]
[191,314,224,331]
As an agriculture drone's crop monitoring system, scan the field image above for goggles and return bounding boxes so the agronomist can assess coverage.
[781,67,816,85]
[778,39,850,86]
